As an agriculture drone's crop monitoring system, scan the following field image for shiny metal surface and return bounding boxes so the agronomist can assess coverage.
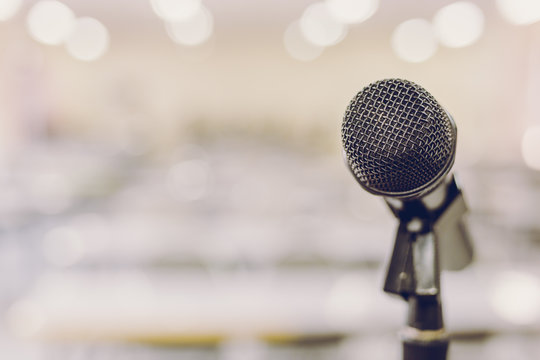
[342,79,456,198]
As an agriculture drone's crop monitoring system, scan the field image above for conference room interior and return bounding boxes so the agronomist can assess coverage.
[0,0,540,358]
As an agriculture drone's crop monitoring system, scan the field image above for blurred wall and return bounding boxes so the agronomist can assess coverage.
[0,0,537,167]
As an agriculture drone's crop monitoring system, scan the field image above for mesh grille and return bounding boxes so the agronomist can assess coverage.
[341,79,456,196]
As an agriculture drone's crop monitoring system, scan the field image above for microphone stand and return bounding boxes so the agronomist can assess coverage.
[383,177,468,360]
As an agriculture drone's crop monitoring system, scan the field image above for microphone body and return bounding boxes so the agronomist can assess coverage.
[341,79,474,360]
[341,78,473,271]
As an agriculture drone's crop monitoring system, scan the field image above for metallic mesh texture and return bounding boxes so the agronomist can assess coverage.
[341,79,456,196]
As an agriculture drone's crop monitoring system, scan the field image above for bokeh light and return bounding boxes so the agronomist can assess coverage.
[490,270,540,325]
[4,0,540,356]
[150,0,202,22]
[284,21,324,62]
[42,226,85,267]
[6,300,46,338]
[65,17,110,61]
[165,5,213,46]
[0,0,22,21]
[299,2,347,47]
[391,19,437,63]
[167,159,210,201]
[26,0,75,45]
[28,172,74,214]
[324,273,372,328]
[496,0,540,26]
[433,1,485,48]
[325,0,378,25]
[521,125,540,170]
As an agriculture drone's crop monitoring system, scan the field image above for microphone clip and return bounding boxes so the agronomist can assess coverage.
[383,175,473,299]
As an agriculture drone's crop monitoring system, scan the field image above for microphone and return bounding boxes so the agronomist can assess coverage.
[341,78,474,360]
[342,77,455,198]
[341,78,473,272]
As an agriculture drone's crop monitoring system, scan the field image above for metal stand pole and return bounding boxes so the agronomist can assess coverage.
[402,295,449,360]
[384,219,449,360]
[382,176,473,360]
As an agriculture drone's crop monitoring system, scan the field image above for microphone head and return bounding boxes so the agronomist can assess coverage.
[342,79,457,199]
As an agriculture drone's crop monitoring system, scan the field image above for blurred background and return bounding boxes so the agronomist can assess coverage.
[0,0,540,358]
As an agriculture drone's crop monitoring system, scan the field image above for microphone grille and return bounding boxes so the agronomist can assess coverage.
[341,79,456,197]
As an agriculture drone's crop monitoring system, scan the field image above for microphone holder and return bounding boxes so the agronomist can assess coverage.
[383,178,468,360]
